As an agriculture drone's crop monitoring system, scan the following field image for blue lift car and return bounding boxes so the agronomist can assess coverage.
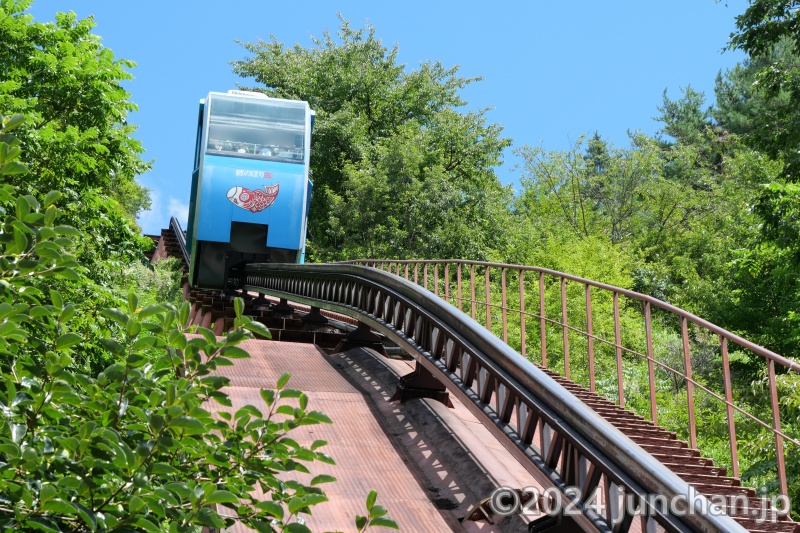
[185,90,315,290]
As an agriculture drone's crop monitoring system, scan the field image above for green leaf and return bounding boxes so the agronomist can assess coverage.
[287,497,307,515]
[276,372,291,390]
[260,389,275,407]
[100,308,129,326]
[276,405,296,416]
[305,410,332,424]
[41,498,77,515]
[310,474,336,486]
[54,267,81,281]
[169,416,206,435]
[11,423,26,443]
[138,304,164,319]
[5,114,25,131]
[50,290,63,308]
[369,504,388,519]
[355,515,368,531]
[59,304,76,323]
[284,523,312,533]
[0,443,20,457]
[255,500,284,520]
[13,227,29,252]
[39,484,57,505]
[197,326,216,345]
[205,490,240,505]
[43,190,62,208]
[128,495,146,513]
[366,489,377,511]
[72,501,97,531]
[130,516,162,532]
[54,225,81,237]
[132,335,163,351]
[220,345,250,359]
[368,517,399,529]
[233,297,244,317]
[1,161,28,175]
[149,463,179,475]
[278,388,303,399]
[25,517,60,532]
[301,494,328,507]
[98,338,125,357]
[244,320,272,338]
[56,333,82,350]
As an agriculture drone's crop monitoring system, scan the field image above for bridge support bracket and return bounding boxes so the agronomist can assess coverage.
[390,362,453,407]
[461,488,535,525]
[272,298,294,316]
[301,306,328,325]
[332,321,388,357]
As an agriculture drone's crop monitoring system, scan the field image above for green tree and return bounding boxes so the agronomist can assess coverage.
[655,86,712,145]
[0,2,158,369]
[728,1,800,177]
[713,42,800,175]
[0,0,152,272]
[0,114,398,533]
[232,16,512,260]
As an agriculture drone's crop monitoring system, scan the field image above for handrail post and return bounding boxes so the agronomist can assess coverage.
[768,359,788,496]
[470,264,476,319]
[561,277,569,379]
[520,270,526,359]
[434,263,439,297]
[681,317,697,449]
[721,337,739,479]
[586,284,595,392]
[645,301,657,424]
[485,266,492,332]
[613,292,624,407]
[539,272,547,368]
[457,264,463,313]
[444,263,450,303]
[501,267,508,343]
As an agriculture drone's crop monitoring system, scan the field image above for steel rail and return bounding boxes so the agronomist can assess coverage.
[241,262,747,533]
[353,258,800,497]
[169,216,190,266]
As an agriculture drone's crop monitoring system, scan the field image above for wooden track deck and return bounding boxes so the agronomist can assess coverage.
[209,340,540,532]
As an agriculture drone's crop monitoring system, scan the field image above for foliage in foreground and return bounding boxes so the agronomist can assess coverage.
[0,114,398,531]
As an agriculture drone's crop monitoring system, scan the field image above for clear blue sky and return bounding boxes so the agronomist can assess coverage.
[27,1,749,236]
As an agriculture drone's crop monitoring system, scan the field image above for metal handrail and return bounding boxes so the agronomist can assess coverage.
[347,259,798,371]
[169,216,190,266]
[242,262,748,533]
[347,258,800,499]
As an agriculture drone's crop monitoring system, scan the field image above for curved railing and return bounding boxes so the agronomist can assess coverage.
[241,262,747,533]
[347,259,800,500]
[169,216,190,265]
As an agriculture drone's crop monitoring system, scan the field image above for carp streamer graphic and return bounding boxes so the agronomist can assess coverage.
[226,183,280,213]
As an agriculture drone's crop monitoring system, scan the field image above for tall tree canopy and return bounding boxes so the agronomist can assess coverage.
[728,1,800,177]
[232,17,512,261]
[0,0,152,274]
